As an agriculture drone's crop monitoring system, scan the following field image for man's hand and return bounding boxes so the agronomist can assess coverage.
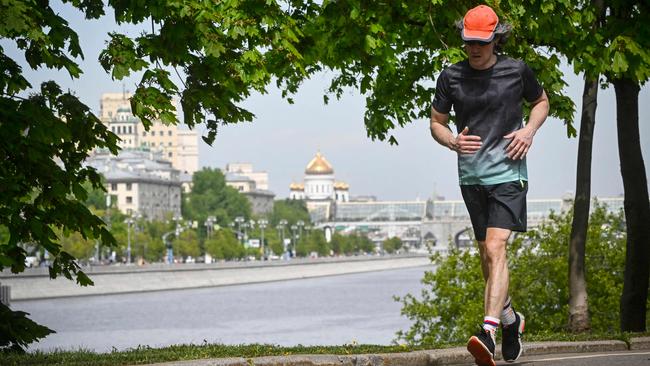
[453,127,482,154]
[504,126,535,160]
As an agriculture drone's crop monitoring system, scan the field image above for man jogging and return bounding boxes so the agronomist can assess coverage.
[429,5,549,366]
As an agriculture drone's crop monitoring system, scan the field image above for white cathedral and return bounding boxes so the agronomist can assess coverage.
[289,151,349,221]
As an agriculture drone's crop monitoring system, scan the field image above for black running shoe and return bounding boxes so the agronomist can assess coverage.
[501,311,525,362]
[467,328,496,366]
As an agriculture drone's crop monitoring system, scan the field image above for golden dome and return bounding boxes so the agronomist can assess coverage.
[334,181,349,190]
[305,152,334,175]
[289,182,304,190]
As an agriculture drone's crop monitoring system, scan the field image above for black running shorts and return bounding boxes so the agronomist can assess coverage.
[460,180,528,241]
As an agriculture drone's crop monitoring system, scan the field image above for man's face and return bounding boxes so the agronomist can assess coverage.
[464,40,495,69]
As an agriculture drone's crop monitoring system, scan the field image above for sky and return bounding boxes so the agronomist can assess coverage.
[5,3,650,201]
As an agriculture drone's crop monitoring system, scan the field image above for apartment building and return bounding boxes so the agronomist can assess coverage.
[99,93,199,176]
[86,149,182,220]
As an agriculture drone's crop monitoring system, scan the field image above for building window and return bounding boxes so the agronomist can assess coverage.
[159,131,163,136]
[168,152,172,158]
[128,126,133,134]
[111,183,117,191]
[143,131,147,136]
[126,183,132,191]
[126,196,133,204]
[168,130,172,136]
[111,126,115,133]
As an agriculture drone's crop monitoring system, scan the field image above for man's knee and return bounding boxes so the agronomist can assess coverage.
[483,228,510,264]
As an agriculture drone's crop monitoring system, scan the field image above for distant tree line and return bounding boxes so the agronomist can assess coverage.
[31,169,385,265]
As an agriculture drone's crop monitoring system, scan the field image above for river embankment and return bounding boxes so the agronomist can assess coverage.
[0,254,431,300]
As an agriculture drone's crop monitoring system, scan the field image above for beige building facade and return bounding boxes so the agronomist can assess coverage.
[225,163,269,190]
[224,164,275,216]
[99,93,199,175]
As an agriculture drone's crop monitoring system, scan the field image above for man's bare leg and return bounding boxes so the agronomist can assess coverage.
[482,227,511,318]
[477,240,488,280]
[467,228,511,366]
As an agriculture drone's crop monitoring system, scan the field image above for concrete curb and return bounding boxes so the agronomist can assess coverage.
[630,336,650,350]
[146,338,648,366]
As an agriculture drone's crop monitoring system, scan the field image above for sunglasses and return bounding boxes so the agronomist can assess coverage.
[464,40,492,46]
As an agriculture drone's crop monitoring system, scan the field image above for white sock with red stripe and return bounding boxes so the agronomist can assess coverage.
[501,296,516,326]
[483,316,500,334]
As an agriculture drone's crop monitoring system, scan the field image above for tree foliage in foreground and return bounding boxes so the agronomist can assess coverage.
[396,204,645,346]
[0,0,121,350]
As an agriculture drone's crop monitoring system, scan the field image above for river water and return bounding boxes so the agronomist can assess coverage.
[13,265,433,353]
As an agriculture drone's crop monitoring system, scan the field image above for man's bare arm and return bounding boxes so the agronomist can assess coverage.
[504,90,550,160]
[430,107,482,154]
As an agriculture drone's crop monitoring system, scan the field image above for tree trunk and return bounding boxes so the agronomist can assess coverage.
[614,77,650,332]
[568,77,598,332]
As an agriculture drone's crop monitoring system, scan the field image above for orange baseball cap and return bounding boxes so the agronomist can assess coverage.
[462,5,499,42]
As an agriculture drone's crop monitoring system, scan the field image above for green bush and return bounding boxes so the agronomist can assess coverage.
[396,203,640,346]
[382,237,403,254]
[205,229,245,260]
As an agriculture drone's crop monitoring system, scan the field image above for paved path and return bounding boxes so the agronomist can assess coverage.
[142,338,650,366]
[509,350,650,365]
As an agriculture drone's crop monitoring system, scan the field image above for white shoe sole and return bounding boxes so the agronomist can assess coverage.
[467,336,496,366]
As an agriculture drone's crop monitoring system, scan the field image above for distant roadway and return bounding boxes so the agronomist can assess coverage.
[1,254,432,300]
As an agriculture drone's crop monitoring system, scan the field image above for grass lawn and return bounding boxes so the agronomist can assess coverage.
[2,332,648,366]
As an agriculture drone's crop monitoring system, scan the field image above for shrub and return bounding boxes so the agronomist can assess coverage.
[396,203,635,346]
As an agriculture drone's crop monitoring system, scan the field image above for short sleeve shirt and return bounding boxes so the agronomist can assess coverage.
[432,56,543,186]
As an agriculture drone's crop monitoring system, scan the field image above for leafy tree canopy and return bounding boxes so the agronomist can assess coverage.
[182,168,251,225]
[268,199,311,227]
[82,177,108,211]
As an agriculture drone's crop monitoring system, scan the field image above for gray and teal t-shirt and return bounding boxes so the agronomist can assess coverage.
[432,55,543,186]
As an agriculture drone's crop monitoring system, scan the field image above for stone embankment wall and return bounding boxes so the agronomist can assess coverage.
[1,255,431,301]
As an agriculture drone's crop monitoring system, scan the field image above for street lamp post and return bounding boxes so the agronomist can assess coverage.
[277,219,287,257]
[234,216,245,243]
[258,219,268,260]
[205,216,216,240]
[101,193,112,262]
[125,217,134,264]
[241,222,249,245]
[245,219,255,253]
[290,224,298,257]
[297,220,305,252]
[170,214,183,263]
[132,212,142,263]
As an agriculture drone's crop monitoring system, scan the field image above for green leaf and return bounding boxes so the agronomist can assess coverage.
[612,52,629,74]
[365,35,377,50]
[76,270,94,286]
[350,8,359,20]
